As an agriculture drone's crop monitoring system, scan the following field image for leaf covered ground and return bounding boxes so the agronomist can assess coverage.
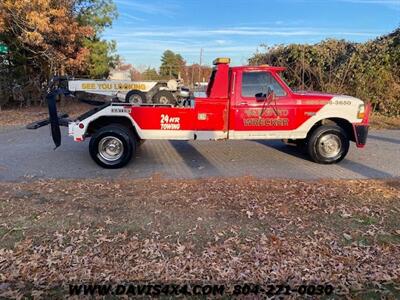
[0,177,399,299]
[0,102,93,127]
[369,113,400,130]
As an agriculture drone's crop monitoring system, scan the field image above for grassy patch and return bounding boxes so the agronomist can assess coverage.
[370,113,400,129]
[0,226,25,249]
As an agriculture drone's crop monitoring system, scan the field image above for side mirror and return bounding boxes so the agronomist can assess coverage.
[255,92,266,101]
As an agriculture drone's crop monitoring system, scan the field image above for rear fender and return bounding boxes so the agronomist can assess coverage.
[69,105,142,141]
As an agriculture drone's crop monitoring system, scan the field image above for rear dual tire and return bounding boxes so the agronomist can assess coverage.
[89,124,136,169]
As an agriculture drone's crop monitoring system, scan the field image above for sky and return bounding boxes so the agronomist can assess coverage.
[104,0,400,69]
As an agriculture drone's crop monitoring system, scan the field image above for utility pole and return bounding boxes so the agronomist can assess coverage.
[198,48,203,84]
[301,45,305,90]
[191,63,194,88]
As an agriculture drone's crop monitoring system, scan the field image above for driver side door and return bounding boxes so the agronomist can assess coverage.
[230,70,296,139]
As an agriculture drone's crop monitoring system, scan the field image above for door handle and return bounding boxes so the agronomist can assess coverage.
[240,101,248,105]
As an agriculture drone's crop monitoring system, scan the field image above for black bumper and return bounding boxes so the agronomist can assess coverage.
[354,124,369,146]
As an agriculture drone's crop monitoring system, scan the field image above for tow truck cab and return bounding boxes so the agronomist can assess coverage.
[68,58,370,168]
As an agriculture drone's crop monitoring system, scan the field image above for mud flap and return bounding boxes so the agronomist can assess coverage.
[353,124,369,147]
[47,91,62,148]
[44,85,70,149]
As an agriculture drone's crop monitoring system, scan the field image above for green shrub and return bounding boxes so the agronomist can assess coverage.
[249,28,400,117]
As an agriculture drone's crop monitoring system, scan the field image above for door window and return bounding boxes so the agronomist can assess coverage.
[241,71,286,97]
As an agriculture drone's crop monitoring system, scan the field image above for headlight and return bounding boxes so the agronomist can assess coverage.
[357,104,365,119]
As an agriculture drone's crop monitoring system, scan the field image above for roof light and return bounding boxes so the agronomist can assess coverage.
[213,57,231,65]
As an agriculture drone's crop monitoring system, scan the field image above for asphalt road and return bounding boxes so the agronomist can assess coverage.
[0,126,399,181]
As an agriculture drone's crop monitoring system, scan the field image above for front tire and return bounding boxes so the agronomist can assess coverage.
[307,125,349,164]
[89,124,136,168]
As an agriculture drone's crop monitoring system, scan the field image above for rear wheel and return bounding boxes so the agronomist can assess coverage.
[125,90,146,105]
[89,124,136,168]
[152,90,175,105]
[307,125,349,164]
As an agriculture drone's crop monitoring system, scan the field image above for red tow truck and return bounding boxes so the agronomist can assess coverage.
[32,58,370,168]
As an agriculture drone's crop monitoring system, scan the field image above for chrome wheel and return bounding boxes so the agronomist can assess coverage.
[318,134,341,158]
[98,136,124,162]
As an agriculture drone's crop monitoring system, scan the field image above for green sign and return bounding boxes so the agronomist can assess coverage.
[0,44,8,54]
